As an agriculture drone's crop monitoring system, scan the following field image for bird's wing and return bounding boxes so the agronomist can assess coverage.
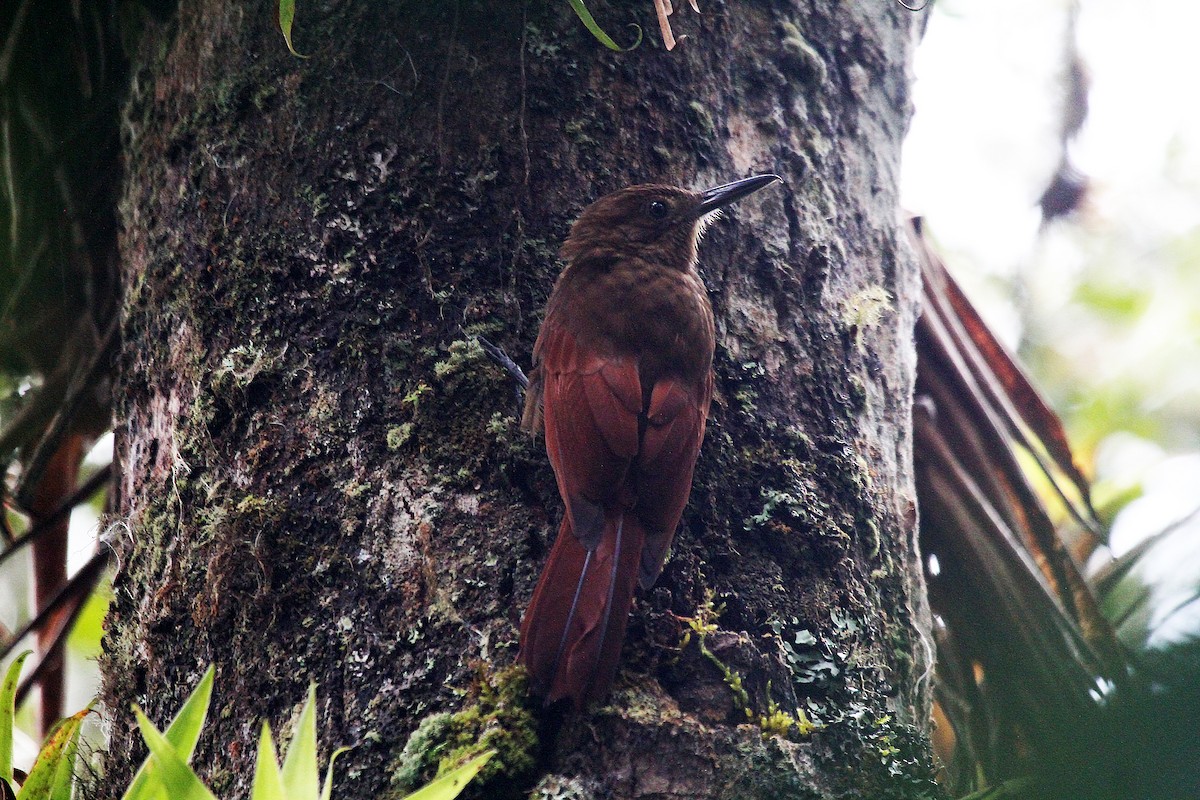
[539,324,641,549]
[634,370,712,587]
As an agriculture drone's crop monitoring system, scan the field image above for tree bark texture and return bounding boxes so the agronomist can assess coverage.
[103,1,933,797]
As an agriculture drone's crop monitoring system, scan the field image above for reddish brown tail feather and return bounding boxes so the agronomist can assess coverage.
[518,510,645,710]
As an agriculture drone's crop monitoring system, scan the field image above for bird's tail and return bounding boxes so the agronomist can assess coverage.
[518,510,645,710]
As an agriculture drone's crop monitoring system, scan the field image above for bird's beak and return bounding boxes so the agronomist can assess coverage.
[696,174,783,217]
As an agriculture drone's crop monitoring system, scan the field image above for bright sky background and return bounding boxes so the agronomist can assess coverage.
[904,0,1200,270]
[902,0,1200,643]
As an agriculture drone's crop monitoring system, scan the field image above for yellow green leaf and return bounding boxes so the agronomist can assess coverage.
[1,651,33,785]
[250,722,285,800]
[278,0,308,58]
[319,746,351,800]
[402,751,495,800]
[566,0,641,51]
[279,684,319,800]
[122,666,214,800]
[14,708,86,800]
[133,709,218,800]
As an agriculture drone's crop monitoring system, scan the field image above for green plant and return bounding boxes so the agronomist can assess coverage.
[121,673,491,800]
[396,751,493,800]
[120,666,215,800]
[1,658,491,800]
[277,0,306,58]
[566,1,642,51]
[678,591,817,738]
[1,652,26,793]
[275,0,643,56]
[2,650,88,800]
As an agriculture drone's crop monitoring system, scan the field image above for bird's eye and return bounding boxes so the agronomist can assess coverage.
[648,199,669,219]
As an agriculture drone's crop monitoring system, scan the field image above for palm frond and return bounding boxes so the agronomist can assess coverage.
[910,218,1129,795]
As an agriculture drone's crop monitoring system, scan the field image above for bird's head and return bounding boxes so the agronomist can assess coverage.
[560,174,782,270]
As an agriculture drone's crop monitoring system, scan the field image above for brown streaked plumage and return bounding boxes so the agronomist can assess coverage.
[518,174,782,709]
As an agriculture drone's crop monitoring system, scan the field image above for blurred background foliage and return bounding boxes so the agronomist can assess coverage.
[903,0,1200,649]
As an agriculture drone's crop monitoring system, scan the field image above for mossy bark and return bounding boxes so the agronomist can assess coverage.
[103,1,934,797]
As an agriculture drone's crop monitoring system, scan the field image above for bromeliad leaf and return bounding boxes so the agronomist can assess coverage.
[319,747,350,800]
[48,708,83,800]
[122,666,214,800]
[567,0,642,51]
[250,723,285,800]
[279,684,319,800]
[133,709,218,800]
[402,751,495,800]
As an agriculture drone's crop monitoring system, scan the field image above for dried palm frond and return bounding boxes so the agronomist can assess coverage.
[651,0,700,51]
[913,217,1200,800]
[910,218,1129,796]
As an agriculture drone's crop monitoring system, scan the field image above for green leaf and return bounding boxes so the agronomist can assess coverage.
[402,751,495,800]
[566,0,641,51]
[132,709,218,800]
[14,708,86,800]
[48,705,87,800]
[122,666,215,800]
[1,651,33,785]
[278,0,307,58]
[279,684,318,800]
[250,722,285,800]
[319,746,350,800]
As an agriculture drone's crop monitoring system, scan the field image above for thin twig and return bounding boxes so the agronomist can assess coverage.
[9,551,109,708]
[476,335,529,390]
[0,462,112,569]
[15,318,117,509]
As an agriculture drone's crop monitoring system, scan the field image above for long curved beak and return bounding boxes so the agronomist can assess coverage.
[696,174,783,217]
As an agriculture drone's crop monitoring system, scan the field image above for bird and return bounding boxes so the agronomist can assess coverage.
[518,173,782,709]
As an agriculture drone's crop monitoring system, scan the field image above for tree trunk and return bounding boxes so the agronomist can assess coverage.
[102,1,933,797]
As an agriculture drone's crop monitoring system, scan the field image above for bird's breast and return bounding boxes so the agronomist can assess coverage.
[562,260,715,389]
